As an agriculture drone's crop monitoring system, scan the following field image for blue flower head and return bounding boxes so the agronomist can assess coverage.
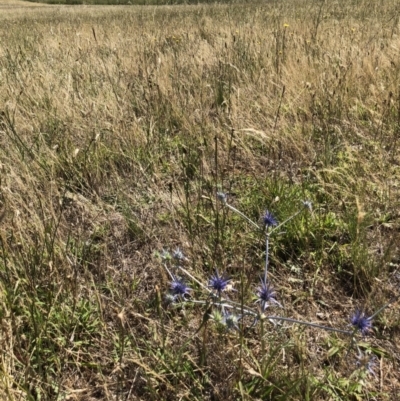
[170,277,191,298]
[209,270,231,295]
[263,210,278,228]
[256,279,280,311]
[351,310,372,335]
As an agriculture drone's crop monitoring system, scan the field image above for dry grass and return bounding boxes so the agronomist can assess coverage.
[0,0,400,399]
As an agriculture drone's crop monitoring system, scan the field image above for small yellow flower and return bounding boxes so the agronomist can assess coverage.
[283,23,289,28]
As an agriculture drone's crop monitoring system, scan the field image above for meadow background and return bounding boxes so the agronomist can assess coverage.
[0,0,400,399]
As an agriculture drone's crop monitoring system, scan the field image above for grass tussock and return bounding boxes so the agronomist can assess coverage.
[0,0,400,399]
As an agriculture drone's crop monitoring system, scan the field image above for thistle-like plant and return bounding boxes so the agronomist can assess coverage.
[208,270,231,297]
[158,191,397,368]
[350,310,373,335]
[263,210,278,228]
[170,276,191,298]
[172,247,187,262]
[256,279,281,312]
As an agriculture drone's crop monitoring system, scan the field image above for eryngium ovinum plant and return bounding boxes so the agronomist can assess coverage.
[158,192,398,376]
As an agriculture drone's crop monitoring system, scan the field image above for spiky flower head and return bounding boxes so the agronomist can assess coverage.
[302,200,312,211]
[263,210,278,228]
[159,249,172,262]
[222,311,240,331]
[256,279,280,311]
[210,309,224,325]
[217,192,227,204]
[366,356,377,377]
[350,310,372,335]
[164,293,177,306]
[172,247,186,261]
[208,270,231,296]
[356,351,377,378]
[170,277,191,298]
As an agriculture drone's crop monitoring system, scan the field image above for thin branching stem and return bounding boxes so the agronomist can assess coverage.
[175,265,211,294]
[270,209,302,235]
[163,263,174,280]
[265,315,353,335]
[187,299,257,316]
[368,294,400,320]
[225,202,260,230]
[264,234,269,282]
[184,299,353,335]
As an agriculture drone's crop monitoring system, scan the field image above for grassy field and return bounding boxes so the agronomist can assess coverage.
[0,0,400,399]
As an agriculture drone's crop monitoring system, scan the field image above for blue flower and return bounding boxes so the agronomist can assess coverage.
[256,279,280,311]
[263,210,278,228]
[208,270,231,295]
[350,310,372,335]
[170,277,191,298]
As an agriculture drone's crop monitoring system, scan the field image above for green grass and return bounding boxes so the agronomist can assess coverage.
[0,0,399,399]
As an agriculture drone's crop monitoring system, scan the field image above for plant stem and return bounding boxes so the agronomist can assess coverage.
[175,265,211,294]
[225,203,260,230]
[270,209,302,235]
[368,294,400,320]
[264,234,269,282]
[265,315,352,335]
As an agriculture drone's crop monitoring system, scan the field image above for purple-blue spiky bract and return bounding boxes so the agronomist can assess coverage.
[209,271,231,295]
[256,279,278,311]
[170,277,190,298]
[263,210,278,228]
[351,310,372,335]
